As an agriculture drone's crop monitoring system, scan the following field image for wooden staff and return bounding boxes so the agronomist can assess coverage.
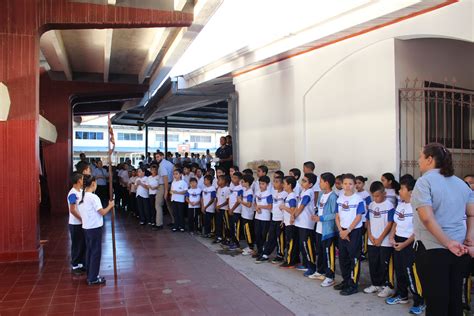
[107,113,118,282]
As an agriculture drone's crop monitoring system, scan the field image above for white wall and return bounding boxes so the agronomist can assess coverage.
[234,0,474,182]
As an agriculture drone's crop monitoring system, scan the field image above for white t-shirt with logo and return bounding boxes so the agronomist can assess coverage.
[394,201,414,239]
[255,189,273,221]
[171,179,188,202]
[217,186,231,210]
[294,182,302,198]
[367,200,395,247]
[202,186,217,213]
[272,190,288,222]
[336,193,365,229]
[229,184,244,214]
[77,192,103,229]
[67,188,82,225]
[295,189,315,230]
[283,192,297,226]
[135,176,149,198]
[197,177,205,190]
[316,192,331,234]
[241,188,255,220]
[186,188,202,209]
[148,175,159,195]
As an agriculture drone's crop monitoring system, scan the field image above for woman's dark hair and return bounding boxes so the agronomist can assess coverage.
[242,174,254,186]
[355,176,368,183]
[80,175,96,204]
[320,172,335,187]
[289,168,301,180]
[71,171,83,185]
[422,142,454,177]
[370,181,385,194]
[283,176,296,189]
[400,177,416,192]
[342,173,356,182]
[382,172,401,194]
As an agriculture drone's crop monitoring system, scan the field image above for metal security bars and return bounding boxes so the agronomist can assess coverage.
[399,79,474,178]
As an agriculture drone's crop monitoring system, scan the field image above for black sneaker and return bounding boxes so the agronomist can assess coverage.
[167,223,174,228]
[255,256,269,264]
[271,257,284,264]
[87,276,106,286]
[152,225,163,231]
[180,228,185,232]
[172,228,178,232]
[212,238,222,244]
[71,267,84,275]
[252,253,260,259]
[340,286,358,296]
[334,281,348,291]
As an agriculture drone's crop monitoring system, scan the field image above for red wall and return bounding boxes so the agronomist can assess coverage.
[40,73,146,216]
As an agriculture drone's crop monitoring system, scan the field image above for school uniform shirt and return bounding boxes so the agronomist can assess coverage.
[294,182,302,198]
[255,189,273,221]
[394,201,414,238]
[313,177,321,192]
[366,200,395,247]
[272,190,288,222]
[335,188,344,197]
[241,188,255,220]
[252,181,259,195]
[316,192,331,234]
[336,193,365,229]
[197,177,205,190]
[357,190,372,223]
[77,192,103,229]
[295,189,315,230]
[67,188,82,225]
[283,192,298,226]
[171,180,187,203]
[229,184,244,214]
[202,186,217,213]
[129,176,137,193]
[148,175,159,195]
[212,178,218,189]
[186,188,202,209]
[385,188,398,207]
[217,186,231,210]
[135,176,149,198]
[182,173,192,186]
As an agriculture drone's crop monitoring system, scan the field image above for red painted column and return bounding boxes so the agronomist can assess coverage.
[0,0,41,262]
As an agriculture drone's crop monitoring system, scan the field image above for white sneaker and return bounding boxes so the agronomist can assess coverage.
[377,286,395,298]
[242,247,253,256]
[321,278,335,287]
[364,285,382,294]
[308,272,325,280]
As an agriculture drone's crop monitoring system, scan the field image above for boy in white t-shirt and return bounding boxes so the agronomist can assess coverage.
[135,168,150,226]
[279,176,298,268]
[334,173,365,296]
[228,172,244,250]
[258,176,287,263]
[214,175,231,244]
[289,168,302,197]
[185,178,202,234]
[254,176,273,260]
[202,175,217,238]
[170,168,188,232]
[67,172,86,275]
[239,174,256,256]
[386,176,425,314]
[292,173,317,276]
[128,169,138,218]
[364,181,395,298]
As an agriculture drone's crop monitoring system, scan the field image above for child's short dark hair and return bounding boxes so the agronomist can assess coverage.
[204,175,213,183]
[242,174,254,185]
[259,175,270,184]
[320,172,335,187]
[400,177,416,191]
[216,166,226,174]
[303,161,315,171]
[370,181,385,194]
[174,168,183,174]
[464,174,474,180]
[283,176,296,189]
[257,165,268,174]
[336,174,345,181]
[342,173,356,182]
[218,175,230,185]
[304,173,317,185]
[400,174,414,183]
[71,171,83,184]
[274,170,284,178]
[355,176,368,183]
[230,165,239,171]
[189,177,198,183]
[75,161,90,174]
[232,172,243,180]
[273,176,283,184]
[289,168,301,180]
[242,168,253,176]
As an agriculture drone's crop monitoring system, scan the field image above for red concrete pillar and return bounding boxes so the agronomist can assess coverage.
[0,0,41,262]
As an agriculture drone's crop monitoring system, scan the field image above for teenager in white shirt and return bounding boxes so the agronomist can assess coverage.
[215,175,231,244]
[279,176,298,268]
[334,174,344,197]
[170,168,188,232]
[202,175,217,237]
[303,161,321,200]
[386,176,425,314]
[356,175,372,259]
[239,174,256,256]
[292,173,317,276]
[147,165,159,227]
[182,165,193,186]
[254,176,273,260]
[77,175,114,285]
[258,176,287,263]
[195,168,205,190]
[334,173,365,296]
[364,181,395,298]
[381,172,400,207]
[135,168,150,226]
[228,172,244,250]
[67,172,86,275]
[185,178,201,234]
[289,168,302,198]
[128,169,138,218]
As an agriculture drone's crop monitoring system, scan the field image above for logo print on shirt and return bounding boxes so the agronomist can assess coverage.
[373,207,381,218]
[398,209,405,221]
[342,201,350,210]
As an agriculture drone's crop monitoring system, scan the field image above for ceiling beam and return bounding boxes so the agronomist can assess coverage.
[50,30,73,81]
[104,29,113,82]
[107,0,117,5]
[138,29,170,84]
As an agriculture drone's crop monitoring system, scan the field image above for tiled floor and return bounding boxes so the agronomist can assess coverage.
[0,212,292,316]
